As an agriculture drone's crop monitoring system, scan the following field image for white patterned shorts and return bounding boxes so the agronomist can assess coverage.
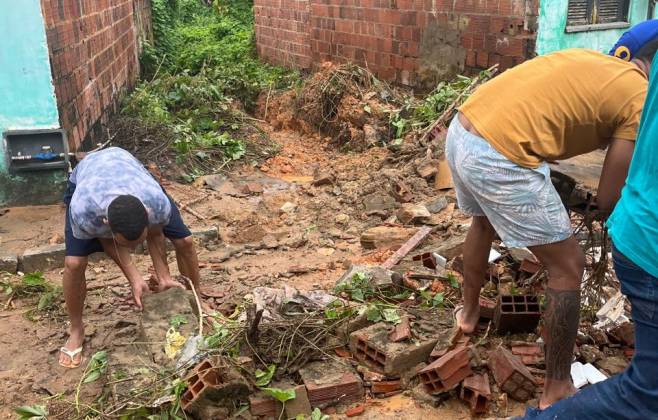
[445,116,572,248]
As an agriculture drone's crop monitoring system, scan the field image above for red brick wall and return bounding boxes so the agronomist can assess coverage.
[254,0,538,88]
[41,0,152,150]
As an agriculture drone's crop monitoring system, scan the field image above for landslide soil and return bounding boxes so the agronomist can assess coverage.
[0,120,528,418]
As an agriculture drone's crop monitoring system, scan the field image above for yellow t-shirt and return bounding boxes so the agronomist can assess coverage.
[460,49,647,168]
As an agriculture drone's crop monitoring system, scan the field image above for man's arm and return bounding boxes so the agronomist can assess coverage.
[597,138,635,214]
[146,225,183,291]
[99,238,150,309]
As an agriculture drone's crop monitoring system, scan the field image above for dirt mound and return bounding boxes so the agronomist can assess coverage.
[257,63,401,151]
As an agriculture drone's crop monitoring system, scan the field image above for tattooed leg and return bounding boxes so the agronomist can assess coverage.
[529,236,584,409]
[544,288,581,380]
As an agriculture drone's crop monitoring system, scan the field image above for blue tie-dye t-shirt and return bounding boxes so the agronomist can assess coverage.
[69,147,171,239]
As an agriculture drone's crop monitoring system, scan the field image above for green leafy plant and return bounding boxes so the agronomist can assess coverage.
[262,387,296,420]
[14,405,47,420]
[169,314,188,328]
[323,300,355,320]
[334,272,375,302]
[447,273,460,289]
[255,364,276,387]
[83,351,109,384]
[420,290,445,309]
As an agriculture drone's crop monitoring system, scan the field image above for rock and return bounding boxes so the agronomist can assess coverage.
[262,235,279,249]
[191,226,219,244]
[363,124,379,146]
[363,194,396,212]
[312,171,336,186]
[280,202,297,214]
[0,254,18,273]
[19,244,66,273]
[425,197,448,214]
[435,234,467,259]
[397,204,431,224]
[388,316,412,342]
[360,226,418,249]
[580,344,604,364]
[416,159,439,179]
[335,214,350,225]
[241,182,264,194]
[317,247,335,256]
[609,322,635,347]
[336,264,398,290]
[596,356,628,376]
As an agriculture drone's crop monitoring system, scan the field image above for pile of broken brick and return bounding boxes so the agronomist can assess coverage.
[178,222,633,418]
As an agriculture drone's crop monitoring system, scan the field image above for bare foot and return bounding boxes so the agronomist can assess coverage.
[539,379,577,409]
[59,326,84,368]
[455,304,480,334]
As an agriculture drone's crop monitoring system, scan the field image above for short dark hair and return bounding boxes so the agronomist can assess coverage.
[107,195,148,241]
[635,39,658,64]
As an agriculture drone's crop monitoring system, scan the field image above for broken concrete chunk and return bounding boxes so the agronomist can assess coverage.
[363,194,397,212]
[350,322,438,377]
[388,316,412,342]
[434,234,466,259]
[397,204,431,225]
[335,264,399,290]
[360,226,419,250]
[425,197,448,214]
[0,254,18,273]
[416,159,439,179]
[312,171,336,186]
[595,356,627,376]
[335,213,350,225]
[300,359,364,408]
[280,202,298,214]
[140,288,198,368]
[19,244,66,273]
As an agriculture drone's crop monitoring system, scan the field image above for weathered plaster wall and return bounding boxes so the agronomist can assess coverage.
[536,0,654,55]
[0,1,64,207]
[0,1,60,171]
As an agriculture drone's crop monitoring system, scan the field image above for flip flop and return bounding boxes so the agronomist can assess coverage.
[59,346,83,368]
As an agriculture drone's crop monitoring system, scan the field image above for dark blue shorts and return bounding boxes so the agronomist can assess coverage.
[63,181,192,257]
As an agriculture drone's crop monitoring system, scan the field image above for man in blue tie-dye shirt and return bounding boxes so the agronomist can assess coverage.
[59,147,200,368]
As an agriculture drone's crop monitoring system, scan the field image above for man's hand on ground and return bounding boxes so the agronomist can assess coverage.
[154,275,185,292]
[131,279,151,310]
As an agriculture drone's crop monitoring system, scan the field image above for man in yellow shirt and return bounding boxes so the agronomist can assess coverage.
[447,43,657,409]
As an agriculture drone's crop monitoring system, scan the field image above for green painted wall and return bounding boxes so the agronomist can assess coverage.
[0,1,65,206]
[537,0,655,55]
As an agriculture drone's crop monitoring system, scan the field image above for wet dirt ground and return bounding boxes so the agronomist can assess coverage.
[0,126,539,419]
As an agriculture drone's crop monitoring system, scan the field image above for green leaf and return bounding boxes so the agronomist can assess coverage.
[382,308,401,324]
[365,306,382,322]
[255,364,276,387]
[83,370,101,384]
[432,292,445,308]
[311,407,329,420]
[447,273,459,289]
[169,314,188,328]
[14,405,47,420]
[261,387,296,403]
[22,273,46,287]
[351,288,365,302]
[83,350,108,383]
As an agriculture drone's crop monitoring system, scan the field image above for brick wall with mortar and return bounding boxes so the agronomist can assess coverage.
[254,0,538,88]
[40,0,152,151]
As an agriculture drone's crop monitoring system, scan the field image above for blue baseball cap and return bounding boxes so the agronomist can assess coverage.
[610,19,658,61]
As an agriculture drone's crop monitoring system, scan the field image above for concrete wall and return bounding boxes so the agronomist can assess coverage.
[40,0,151,151]
[255,0,539,89]
[0,1,63,206]
[536,0,654,55]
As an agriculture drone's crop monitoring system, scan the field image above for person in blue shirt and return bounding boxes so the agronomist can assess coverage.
[522,40,658,420]
[610,19,658,61]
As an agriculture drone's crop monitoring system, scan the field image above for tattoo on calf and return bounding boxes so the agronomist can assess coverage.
[544,287,580,381]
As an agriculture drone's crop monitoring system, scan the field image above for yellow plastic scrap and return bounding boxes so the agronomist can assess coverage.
[164,327,186,359]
